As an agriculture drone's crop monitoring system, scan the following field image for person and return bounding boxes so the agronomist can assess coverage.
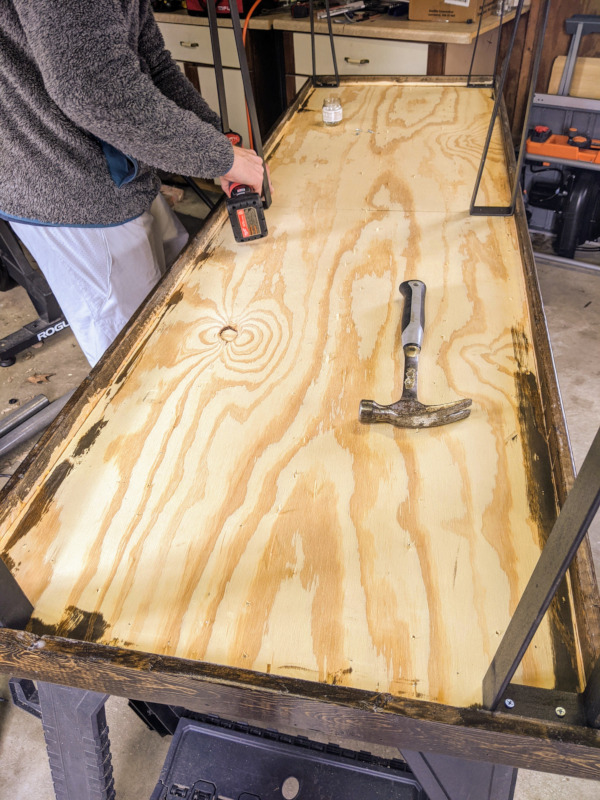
[0,0,267,366]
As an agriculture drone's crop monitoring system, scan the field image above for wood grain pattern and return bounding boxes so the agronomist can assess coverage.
[548,56,600,99]
[0,83,581,709]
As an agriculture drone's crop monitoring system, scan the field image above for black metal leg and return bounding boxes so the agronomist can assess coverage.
[37,682,115,800]
[0,557,33,629]
[402,750,517,800]
[483,425,600,711]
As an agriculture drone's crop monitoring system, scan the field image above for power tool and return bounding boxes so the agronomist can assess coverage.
[224,132,268,243]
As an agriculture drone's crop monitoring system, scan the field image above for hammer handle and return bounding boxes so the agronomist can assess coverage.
[400,280,426,349]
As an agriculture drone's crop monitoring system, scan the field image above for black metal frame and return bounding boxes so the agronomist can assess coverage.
[308,0,340,88]
[467,0,504,89]
[470,0,550,216]
[0,220,69,366]
[182,176,217,210]
[483,426,600,711]
[204,0,271,208]
[0,556,32,629]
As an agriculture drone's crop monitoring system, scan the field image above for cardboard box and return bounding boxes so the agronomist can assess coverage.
[409,0,496,23]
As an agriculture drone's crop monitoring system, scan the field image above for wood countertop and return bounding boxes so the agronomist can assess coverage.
[154,8,272,30]
[271,8,523,44]
[155,7,525,44]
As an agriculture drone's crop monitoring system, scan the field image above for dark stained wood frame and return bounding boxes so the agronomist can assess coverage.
[2,630,600,780]
[1,76,600,781]
[496,89,600,678]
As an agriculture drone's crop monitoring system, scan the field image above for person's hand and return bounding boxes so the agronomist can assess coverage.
[220,146,272,198]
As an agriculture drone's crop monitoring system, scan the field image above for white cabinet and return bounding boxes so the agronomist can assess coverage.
[292,32,429,78]
[157,21,251,145]
[158,22,238,67]
[196,65,248,143]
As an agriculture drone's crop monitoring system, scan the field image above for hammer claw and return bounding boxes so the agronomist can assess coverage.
[359,281,473,429]
[359,397,472,428]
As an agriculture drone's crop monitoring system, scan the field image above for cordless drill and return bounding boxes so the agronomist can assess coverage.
[225,132,268,243]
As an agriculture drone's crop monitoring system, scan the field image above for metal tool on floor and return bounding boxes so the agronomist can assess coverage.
[0,394,49,439]
[0,390,75,459]
[359,280,472,428]
[0,220,70,367]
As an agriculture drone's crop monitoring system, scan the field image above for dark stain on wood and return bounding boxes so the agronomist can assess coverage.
[113,341,147,386]
[511,326,579,692]
[267,139,283,160]
[512,326,557,539]
[297,94,312,113]
[28,606,109,643]
[1,553,16,573]
[328,666,353,685]
[72,420,108,459]
[166,288,184,308]
[191,247,216,273]
[1,460,73,556]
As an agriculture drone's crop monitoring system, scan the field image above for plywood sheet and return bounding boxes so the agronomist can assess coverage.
[0,83,577,708]
[548,56,600,99]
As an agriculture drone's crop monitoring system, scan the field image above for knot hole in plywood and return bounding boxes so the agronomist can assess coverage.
[219,325,239,343]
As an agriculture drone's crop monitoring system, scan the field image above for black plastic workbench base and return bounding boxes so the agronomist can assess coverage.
[150,716,424,800]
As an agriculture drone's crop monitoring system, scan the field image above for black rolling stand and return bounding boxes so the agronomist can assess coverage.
[0,219,69,367]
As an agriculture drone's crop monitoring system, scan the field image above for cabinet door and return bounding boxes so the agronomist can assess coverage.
[293,33,428,77]
[160,22,249,142]
[197,66,250,144]
[158,22,239,68]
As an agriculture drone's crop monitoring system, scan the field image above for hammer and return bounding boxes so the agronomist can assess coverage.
[359,280,472,428]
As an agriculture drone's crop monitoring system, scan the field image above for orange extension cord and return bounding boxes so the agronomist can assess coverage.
[242,0,263,149]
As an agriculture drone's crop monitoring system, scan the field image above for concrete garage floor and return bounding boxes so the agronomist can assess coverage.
[0,228,599,799]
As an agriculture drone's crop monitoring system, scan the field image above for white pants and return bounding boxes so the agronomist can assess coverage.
[10,194,189,366]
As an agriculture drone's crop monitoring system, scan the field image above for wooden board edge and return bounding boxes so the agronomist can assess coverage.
[496,101,600,680]
[272,10,525,45]
[1,629,600,779]
[312,75,493,87]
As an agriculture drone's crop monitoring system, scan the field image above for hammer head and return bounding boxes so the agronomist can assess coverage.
[359,397,472,428]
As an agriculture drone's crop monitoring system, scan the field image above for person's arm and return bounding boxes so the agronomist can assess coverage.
[137,0,223,131]
[13,0,233,179]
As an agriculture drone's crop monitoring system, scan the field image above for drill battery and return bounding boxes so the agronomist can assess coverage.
[225,132,268,243]
[226,185,268,242]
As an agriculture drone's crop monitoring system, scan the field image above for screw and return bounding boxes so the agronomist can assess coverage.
[555,707,566,717]
[504,698,515,709]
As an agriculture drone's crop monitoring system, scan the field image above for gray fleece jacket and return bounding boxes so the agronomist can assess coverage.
[0,0,235,226]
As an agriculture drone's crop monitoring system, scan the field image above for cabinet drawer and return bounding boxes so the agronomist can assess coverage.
[157,21,239,68]
[293,32,428,76]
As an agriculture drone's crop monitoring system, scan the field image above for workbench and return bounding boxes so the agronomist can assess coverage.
[154,7,524,139]
[1,77,600,800]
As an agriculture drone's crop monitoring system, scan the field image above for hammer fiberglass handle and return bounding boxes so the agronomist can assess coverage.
[400,280,426,349]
